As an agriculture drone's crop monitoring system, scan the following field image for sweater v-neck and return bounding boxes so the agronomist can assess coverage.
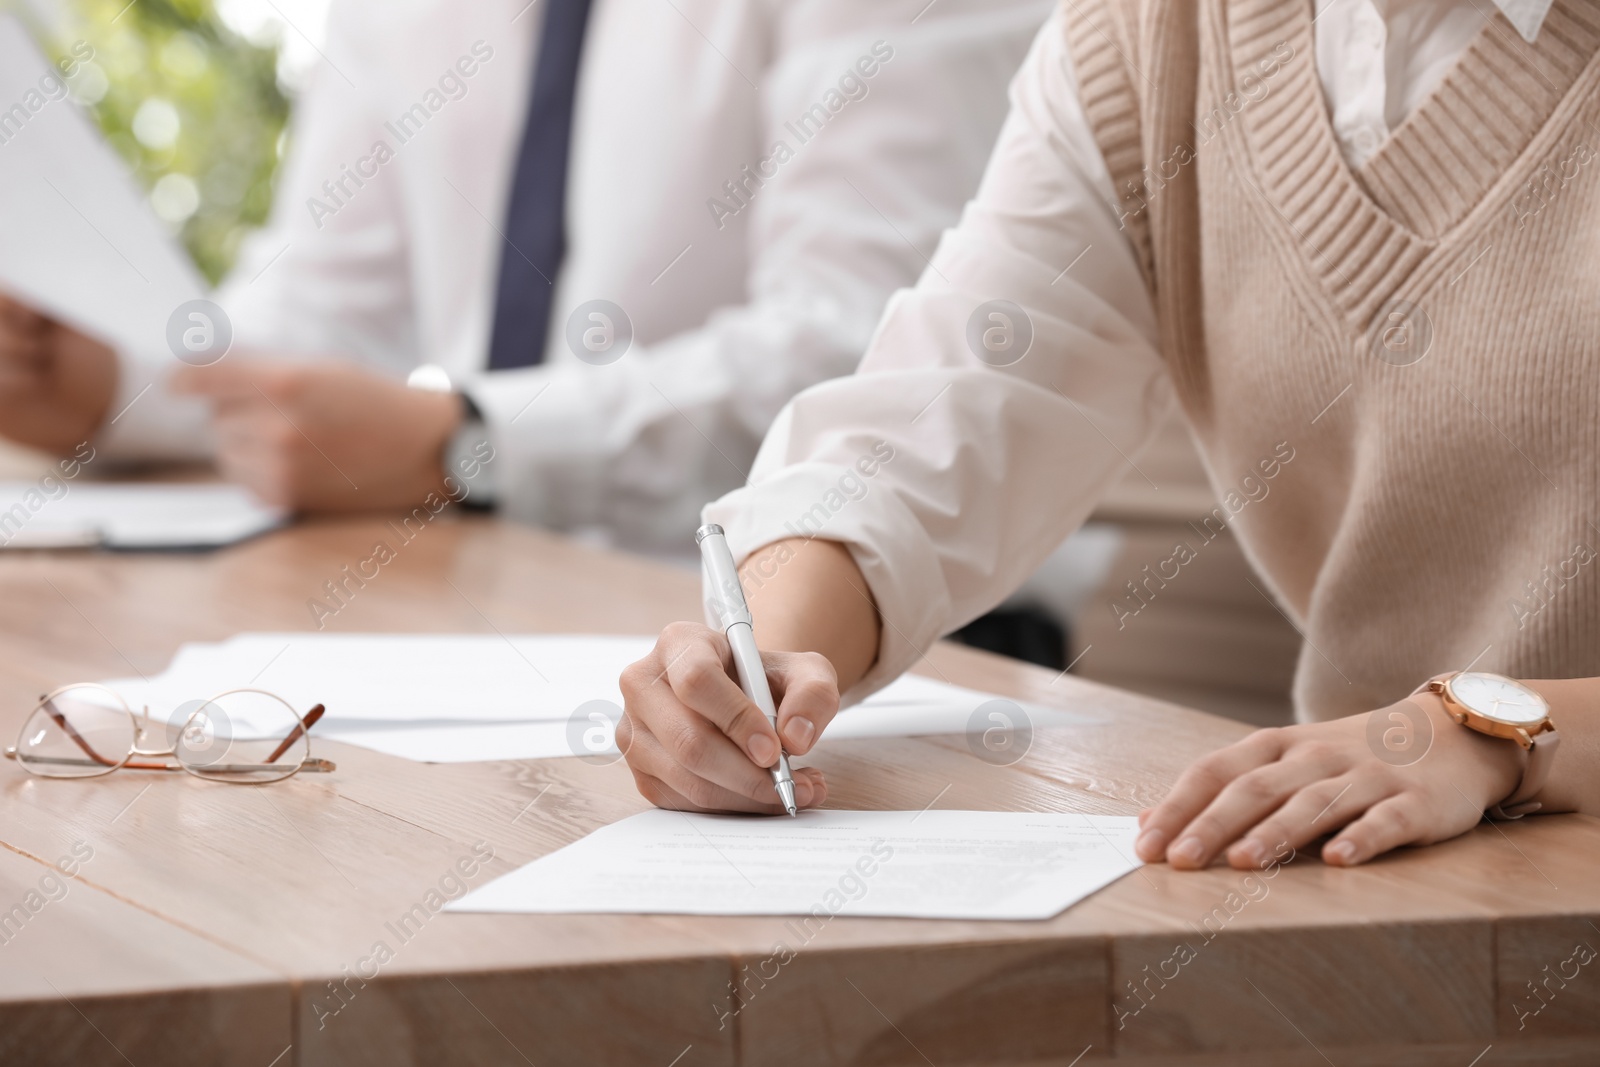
[1227,0,1600,320]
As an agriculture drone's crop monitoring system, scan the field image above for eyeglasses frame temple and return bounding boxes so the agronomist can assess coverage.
[265,703,326,764]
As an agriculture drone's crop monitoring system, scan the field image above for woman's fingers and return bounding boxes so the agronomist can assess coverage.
[622,624,779,801]
[792,765,827,807]
[769,651,840,755]
[631,764,828,817]
[1135,728,1288,862]
[620,623,832,814]
[1322,795,1432,866]
[1139,696,1523,871]
[662,637,782,767]
[1157,754,1342,869]
[625,718,808,813]
[1224,775,1393,869]
[652,694,783,803]
[629,768,699,812]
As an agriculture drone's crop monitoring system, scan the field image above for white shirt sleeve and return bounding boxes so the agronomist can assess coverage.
[704,10,1172,701]
[462,1,1054,553]
[215,2,419,372]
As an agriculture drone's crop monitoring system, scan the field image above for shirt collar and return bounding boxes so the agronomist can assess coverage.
[1495,0,1555,42]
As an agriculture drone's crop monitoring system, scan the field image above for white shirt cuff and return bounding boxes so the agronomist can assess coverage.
[703,460,951,707]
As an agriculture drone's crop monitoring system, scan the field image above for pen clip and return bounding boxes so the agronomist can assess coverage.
[702,565,753,632]
[696,524,754,631]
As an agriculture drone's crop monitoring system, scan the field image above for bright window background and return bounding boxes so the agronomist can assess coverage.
[41,0,334,283]
[214,0,332,89]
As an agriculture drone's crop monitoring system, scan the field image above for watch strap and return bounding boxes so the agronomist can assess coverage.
[1489,728,1560,821]
[444,398,498,509]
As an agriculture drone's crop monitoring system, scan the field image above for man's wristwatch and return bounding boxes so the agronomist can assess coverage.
[1415,671,1560,820]
[407,364,498,507]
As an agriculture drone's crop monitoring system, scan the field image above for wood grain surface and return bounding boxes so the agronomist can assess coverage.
[0,514,1594,1066]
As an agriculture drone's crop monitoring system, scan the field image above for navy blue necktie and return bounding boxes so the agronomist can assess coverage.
[486,0,594,370]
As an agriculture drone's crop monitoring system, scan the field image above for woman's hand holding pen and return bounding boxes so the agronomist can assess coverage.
[618,622,835,814]
[619,535,880,815]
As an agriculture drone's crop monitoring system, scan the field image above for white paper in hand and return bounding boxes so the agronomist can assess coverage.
[446,809,1143,921]
[0,15,207,360]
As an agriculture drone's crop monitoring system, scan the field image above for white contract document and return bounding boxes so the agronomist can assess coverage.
[447,809,1143,921]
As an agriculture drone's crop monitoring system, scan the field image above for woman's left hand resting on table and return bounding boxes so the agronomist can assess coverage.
[1134,681,1595,870]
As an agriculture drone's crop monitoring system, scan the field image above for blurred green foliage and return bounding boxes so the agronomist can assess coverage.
[52,0,289,284]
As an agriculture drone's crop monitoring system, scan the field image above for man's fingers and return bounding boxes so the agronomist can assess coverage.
[769,651,839,755]
[661,638,781,766]
[212,404,305,458]
[209,413,302,508]
[0,296,47,335]
[170,358,284,399]
[1136,728,1287,863]
[169,363,233,396]
[0,341,46,378]
[0,307,48,372]
[1224,776,1392,869]
[214,450,291,509]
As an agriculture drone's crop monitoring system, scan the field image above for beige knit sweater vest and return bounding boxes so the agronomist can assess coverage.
[1062,0,1600,719]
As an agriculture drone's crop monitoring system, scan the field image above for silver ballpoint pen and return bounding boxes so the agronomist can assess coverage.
[696,523,798,816]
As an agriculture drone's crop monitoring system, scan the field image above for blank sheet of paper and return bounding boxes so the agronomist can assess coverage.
[103,633,1088,762]
[446,809,1142,921]
[107,633,657,729]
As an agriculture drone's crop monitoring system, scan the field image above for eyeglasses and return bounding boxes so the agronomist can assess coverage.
[4,684,335,784]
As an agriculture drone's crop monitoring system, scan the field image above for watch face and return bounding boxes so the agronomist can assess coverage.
[1448,672,1549,726]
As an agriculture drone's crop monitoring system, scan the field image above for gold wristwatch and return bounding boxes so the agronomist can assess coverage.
[1415,671,1560,820]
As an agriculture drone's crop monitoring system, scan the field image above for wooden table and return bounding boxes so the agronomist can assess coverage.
[0,515,1596,1066]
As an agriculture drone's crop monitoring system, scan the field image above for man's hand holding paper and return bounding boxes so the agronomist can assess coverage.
[0,293,115,454]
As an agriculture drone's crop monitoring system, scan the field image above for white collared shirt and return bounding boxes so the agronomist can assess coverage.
[706,0,1555,700]
[1314,0,1549,167]
[98,0,1051,554]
